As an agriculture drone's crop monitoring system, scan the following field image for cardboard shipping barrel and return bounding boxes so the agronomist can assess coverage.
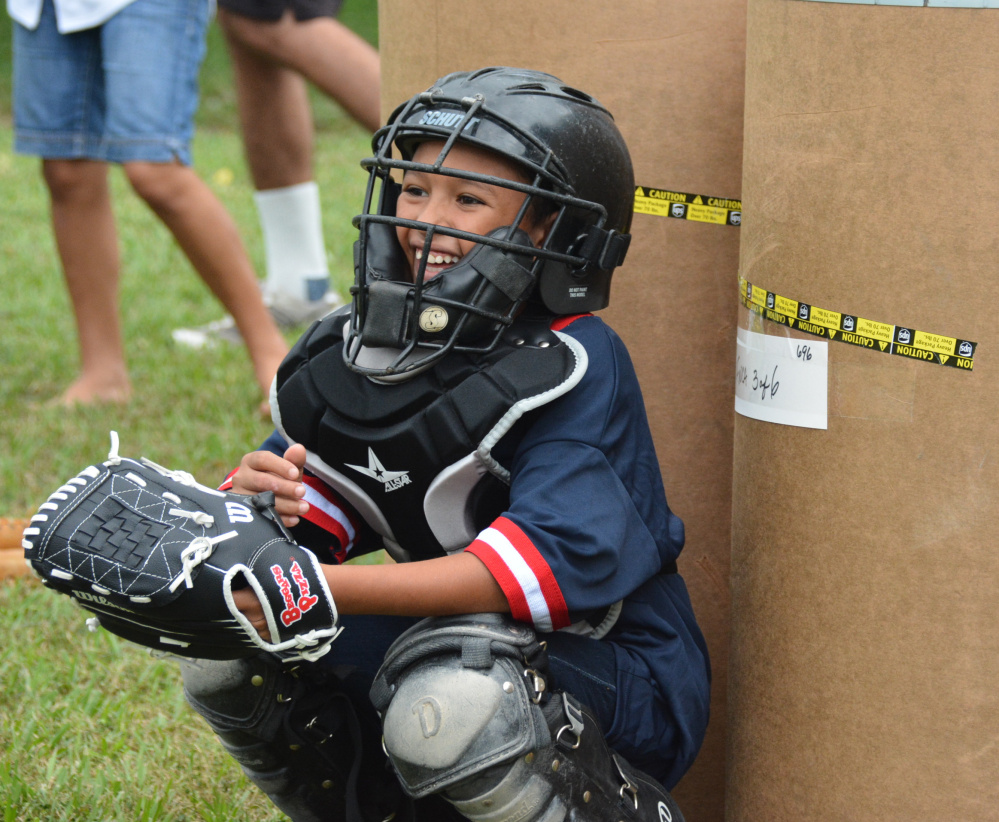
[378,2,748,818]
[728,1,999,819]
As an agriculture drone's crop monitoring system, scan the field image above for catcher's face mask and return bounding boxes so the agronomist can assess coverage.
[344,66,635,379]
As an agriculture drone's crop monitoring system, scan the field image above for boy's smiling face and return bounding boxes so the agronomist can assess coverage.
[394,140,550,282]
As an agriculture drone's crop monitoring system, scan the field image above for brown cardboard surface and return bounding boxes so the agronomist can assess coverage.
[378,3,747,819]
[730,1,999,819]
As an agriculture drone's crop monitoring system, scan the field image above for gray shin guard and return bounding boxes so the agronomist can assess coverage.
[370,615,685,822]
[179,656,392,822]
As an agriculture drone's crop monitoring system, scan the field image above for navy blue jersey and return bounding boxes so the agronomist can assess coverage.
[467,314,685,628]
[466,315,710,784]
[254,314,710,786]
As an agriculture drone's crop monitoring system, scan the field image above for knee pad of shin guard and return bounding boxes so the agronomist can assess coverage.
[370,614,551,799]
[371,616,686,822]
[180,656,283,732]
[180,654,302,769]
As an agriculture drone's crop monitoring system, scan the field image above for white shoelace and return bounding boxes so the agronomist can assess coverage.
[168,531,237,592]
[168,507,215,527]
[107,430,122,465]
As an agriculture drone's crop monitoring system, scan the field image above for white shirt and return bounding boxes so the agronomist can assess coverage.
[8,0,140,33]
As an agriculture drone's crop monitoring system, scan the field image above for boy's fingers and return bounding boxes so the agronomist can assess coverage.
[275,496,309,516]
[238,451,307,494]
[245,449,293,476]
[283,443,308,477]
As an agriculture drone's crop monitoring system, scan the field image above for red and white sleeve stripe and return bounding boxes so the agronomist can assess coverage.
[220,469,359,558]
[300,476,359,556]
[465,516,570,633]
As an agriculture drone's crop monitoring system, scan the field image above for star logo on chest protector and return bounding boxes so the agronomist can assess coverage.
[345,447,412,492]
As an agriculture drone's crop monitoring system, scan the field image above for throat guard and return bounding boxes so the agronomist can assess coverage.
[272,307,587,561]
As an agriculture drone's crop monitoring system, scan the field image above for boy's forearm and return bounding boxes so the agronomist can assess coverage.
[324,551,509,617]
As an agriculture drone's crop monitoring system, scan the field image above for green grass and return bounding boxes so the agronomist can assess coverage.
[1,3,378,817]
[1,578,286,821]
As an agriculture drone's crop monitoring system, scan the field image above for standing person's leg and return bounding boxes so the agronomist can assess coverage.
[220,19,333,312]
[219,6,380,133]
[227,5,381,310]
[12,1,132,405]
[99,0,288,402]
[123,162,289,397]
[173,0,380,347]
[42,159,132,405]
[221,14,315,191]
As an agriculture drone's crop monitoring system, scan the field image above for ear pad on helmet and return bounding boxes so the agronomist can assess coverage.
[351,219,420,348]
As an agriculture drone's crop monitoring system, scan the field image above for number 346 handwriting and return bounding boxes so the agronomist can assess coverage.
[736,360,780,401]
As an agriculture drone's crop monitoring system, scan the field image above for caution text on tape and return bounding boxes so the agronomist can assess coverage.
[740,277,977,371]
[634,186,741,226]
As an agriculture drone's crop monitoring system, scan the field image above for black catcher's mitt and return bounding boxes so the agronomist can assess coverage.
[21,435,342,661]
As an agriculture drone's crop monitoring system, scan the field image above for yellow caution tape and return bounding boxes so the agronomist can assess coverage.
[739,277,977,371]
[634,186,741,227]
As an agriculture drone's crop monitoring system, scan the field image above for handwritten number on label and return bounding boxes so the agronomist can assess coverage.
[751,364,779,401]
[736,356,780,401]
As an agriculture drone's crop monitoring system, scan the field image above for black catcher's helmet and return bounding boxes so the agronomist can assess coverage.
[345,66,635,377]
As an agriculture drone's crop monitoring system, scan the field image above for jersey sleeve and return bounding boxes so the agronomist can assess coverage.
[465,316,684,632]
[295,474,363,563]
[221,430,372,564]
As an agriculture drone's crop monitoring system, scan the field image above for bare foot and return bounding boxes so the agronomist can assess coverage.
[54,374,132,407]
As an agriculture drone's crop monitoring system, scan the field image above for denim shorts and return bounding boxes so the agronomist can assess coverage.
[12,0,212,164]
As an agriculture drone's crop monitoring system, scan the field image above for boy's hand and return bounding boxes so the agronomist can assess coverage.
[231,443,309,528]
[232,586,271,641]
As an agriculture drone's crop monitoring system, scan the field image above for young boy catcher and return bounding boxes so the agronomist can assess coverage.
[180,66,711,822]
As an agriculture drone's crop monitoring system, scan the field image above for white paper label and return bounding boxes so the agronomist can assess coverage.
[735,327,828,429]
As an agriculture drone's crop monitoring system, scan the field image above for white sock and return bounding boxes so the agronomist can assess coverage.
[255,181,330,302]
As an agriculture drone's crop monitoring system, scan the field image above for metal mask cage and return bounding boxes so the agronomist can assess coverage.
[343,87,624,377]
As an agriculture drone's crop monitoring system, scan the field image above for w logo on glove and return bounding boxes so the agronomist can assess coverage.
[225,502,255,523]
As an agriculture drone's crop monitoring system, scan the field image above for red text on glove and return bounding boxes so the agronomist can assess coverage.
[271,560,319,627]
[290,561,319,613]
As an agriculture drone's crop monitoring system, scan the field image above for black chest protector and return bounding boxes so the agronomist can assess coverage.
[272,308,587,562]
